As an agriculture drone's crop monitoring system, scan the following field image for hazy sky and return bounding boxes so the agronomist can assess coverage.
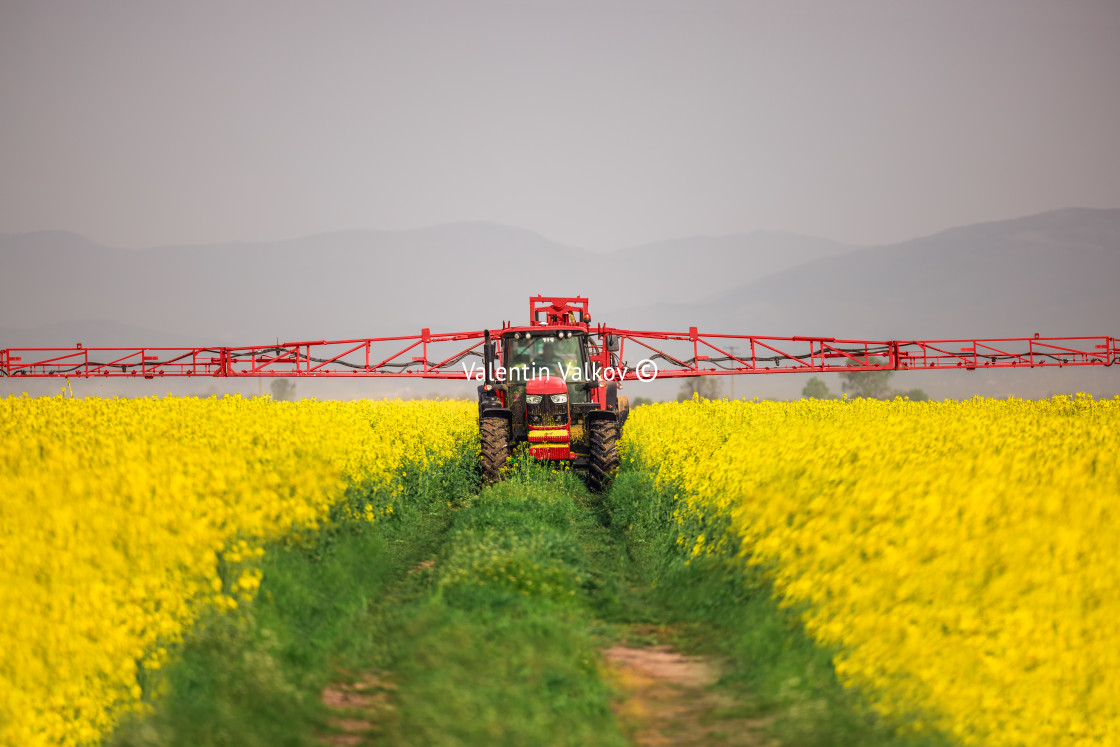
[2,0,1118,250]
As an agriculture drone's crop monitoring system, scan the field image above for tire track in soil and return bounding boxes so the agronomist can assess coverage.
[319,647,774,747]
[318,557,439,745]
[320,672,397,746]
[603,643,774,746]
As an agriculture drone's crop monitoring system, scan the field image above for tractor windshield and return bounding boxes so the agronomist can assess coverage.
[504,333,584,383]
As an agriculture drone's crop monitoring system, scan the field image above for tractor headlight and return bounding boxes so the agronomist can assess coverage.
[525,394,543,405]
[550,394,568,404]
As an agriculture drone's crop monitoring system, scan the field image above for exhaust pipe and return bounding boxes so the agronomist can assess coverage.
[484,329,494,387]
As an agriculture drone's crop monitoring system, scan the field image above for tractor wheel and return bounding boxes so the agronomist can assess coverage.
[480,415,511,485]
[588,417,620,493]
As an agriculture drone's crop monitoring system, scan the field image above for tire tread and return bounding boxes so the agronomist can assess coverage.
[588,418,619,493]
[480,416,510,484]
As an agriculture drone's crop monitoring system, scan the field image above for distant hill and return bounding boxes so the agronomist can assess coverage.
[0,222,856,346]
[606,232,857,307]
[608,208,1120,338]
[2,209,1117,400]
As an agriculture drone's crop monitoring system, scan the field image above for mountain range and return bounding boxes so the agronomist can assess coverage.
[2,208,1117,400]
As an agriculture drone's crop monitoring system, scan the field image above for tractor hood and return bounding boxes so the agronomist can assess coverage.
[525,375,567,396]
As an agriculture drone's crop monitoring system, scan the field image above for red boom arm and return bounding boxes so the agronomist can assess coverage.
[0,330,488,379]
[2,328,1116,379]
[601,329,1119,380]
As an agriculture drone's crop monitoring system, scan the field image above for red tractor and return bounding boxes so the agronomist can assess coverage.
[475,297,628,491]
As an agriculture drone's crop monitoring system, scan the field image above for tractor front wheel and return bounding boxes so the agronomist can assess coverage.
[588,417,620,493]
[480,415,511,485]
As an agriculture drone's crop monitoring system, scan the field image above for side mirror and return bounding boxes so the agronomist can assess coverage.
[606,334,620,352]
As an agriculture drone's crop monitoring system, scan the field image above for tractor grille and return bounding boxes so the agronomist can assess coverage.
[526,397,568,427]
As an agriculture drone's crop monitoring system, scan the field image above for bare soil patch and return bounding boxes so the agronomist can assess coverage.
[604,645,773,746]
[408,559,436,574]
[319,672,396,746]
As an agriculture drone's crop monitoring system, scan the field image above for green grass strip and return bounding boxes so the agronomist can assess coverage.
[352,454,627,745]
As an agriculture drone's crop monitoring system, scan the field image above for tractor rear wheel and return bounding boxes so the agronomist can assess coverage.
[480,415,511,485]
[588,417,620,493]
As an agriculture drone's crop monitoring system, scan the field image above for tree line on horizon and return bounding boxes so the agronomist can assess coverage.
[652,358,929,405]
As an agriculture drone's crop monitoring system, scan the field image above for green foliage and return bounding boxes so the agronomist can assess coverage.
[111,508,408,746]
[269,378,296,401]
[385,605,624,746]
[839,358,895,399]
[630,396,654,407]
[802,376,836,399]
[382,464,627,745]
[837,358,931,401]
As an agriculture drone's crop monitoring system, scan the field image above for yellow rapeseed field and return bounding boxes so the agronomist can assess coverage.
[622,395,1119,747]
[0,394,476,747]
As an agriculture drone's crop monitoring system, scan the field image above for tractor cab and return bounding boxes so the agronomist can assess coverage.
[502,328,592,402]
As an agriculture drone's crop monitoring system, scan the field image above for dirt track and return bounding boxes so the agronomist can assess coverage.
[604,644,773,746]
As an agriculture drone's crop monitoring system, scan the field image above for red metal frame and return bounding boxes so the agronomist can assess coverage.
[2,297,1116,380]
[0,331,488,379]
[597,329,1119,380]
[529,295,591,327]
